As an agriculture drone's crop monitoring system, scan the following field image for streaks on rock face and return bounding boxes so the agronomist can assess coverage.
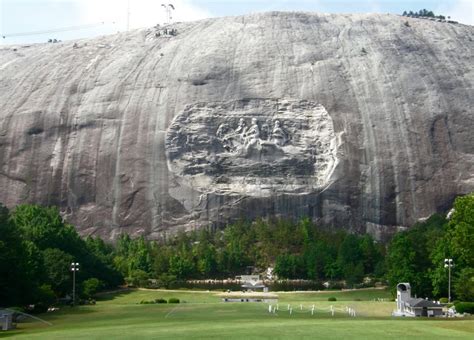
[166,99,339,196]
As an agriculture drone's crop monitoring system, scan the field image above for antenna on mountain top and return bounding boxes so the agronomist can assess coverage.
[161,3,175,24]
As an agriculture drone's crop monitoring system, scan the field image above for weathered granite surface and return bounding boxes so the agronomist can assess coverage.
[0,12,473,240]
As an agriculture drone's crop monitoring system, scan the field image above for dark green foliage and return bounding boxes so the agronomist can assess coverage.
[385,214,446,297]
[11,205,81,252]
[402,9,445,20]
[114,234,152,283]
[82,278,104,299]
[169,254,195,279]
[126,269,149,287]
[140,298,171,304]
[274,254,303,279]
[454,268,474,302]
[2,192,472,308]
[42,248,74,296]
[454,302,474,314]
[0,204,123,309]
[0,204,42,307]
[385,193,474,300]
[328,297,337,301]
[429,195,474,299]
[30,284,56,313]
[157,274,177,289]
[186,218,383,282]
[109,218,384,286]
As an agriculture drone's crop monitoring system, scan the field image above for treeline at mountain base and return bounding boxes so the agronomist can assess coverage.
[1,194,473,311]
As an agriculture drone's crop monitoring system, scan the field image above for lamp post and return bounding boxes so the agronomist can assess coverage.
[444,258,454,302]
[70,262,80,306]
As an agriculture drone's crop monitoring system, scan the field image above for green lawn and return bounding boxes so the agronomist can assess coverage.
[2,288,473,339]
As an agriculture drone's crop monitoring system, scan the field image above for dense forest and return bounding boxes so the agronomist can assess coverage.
[1,194,473,310]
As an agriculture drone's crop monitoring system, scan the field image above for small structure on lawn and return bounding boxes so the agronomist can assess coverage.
[219,291,278,303]
[393,283,444,317]
[237,275,266,291]
[0,310,14,331]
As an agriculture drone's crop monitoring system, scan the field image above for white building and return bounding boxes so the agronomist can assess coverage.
[393,283,444,317]
[237,275,266,290]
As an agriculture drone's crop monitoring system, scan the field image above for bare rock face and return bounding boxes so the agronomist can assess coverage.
[0,12,473,240]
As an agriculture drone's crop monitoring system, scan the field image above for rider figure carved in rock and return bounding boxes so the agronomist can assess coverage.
[271,120,288,146]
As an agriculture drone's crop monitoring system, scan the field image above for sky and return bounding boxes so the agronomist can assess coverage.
[0,0,472,45]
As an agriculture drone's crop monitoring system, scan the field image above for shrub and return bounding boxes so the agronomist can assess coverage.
[328,297,337,301]
[158,274,177,289]
[404,21,410,27]
[36,284,56,307]
[140,300,156,304]
[126,270,150,288]
[168,298,180,304]
[454,302,474,314]
[439,297,449,303]
[155,298,167,304]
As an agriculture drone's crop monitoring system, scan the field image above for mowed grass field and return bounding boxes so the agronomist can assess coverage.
[3,288,473,339]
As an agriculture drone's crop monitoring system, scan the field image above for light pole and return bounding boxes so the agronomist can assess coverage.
[71,262,80,306]
[444,258,454,302]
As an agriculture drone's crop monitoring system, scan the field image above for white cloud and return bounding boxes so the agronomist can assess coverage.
[436,0,473,25]
[81,0,213,30]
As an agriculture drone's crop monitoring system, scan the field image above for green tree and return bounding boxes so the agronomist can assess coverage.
[197,247,217,277]
[30,284,56,313]
[337,234,365,284]
[82,278,104,298]
[11,205,82,252]
[169,255,195,279]
[42,248,74,297]
[346,262,365,287]
[0,204,36,306]
[128,236,152,273]
[447,194,474,268]
[150,244,171,277]
[454,268,474,302]
[126,269,149,287]
[386,213,450,298]
[274,254,304,279]
[386,232,428,296]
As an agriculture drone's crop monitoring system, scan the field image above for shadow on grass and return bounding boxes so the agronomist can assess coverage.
[96,288,135,302]
[0,306,99,337]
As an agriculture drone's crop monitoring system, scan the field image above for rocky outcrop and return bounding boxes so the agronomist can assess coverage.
[0,12,473,240]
